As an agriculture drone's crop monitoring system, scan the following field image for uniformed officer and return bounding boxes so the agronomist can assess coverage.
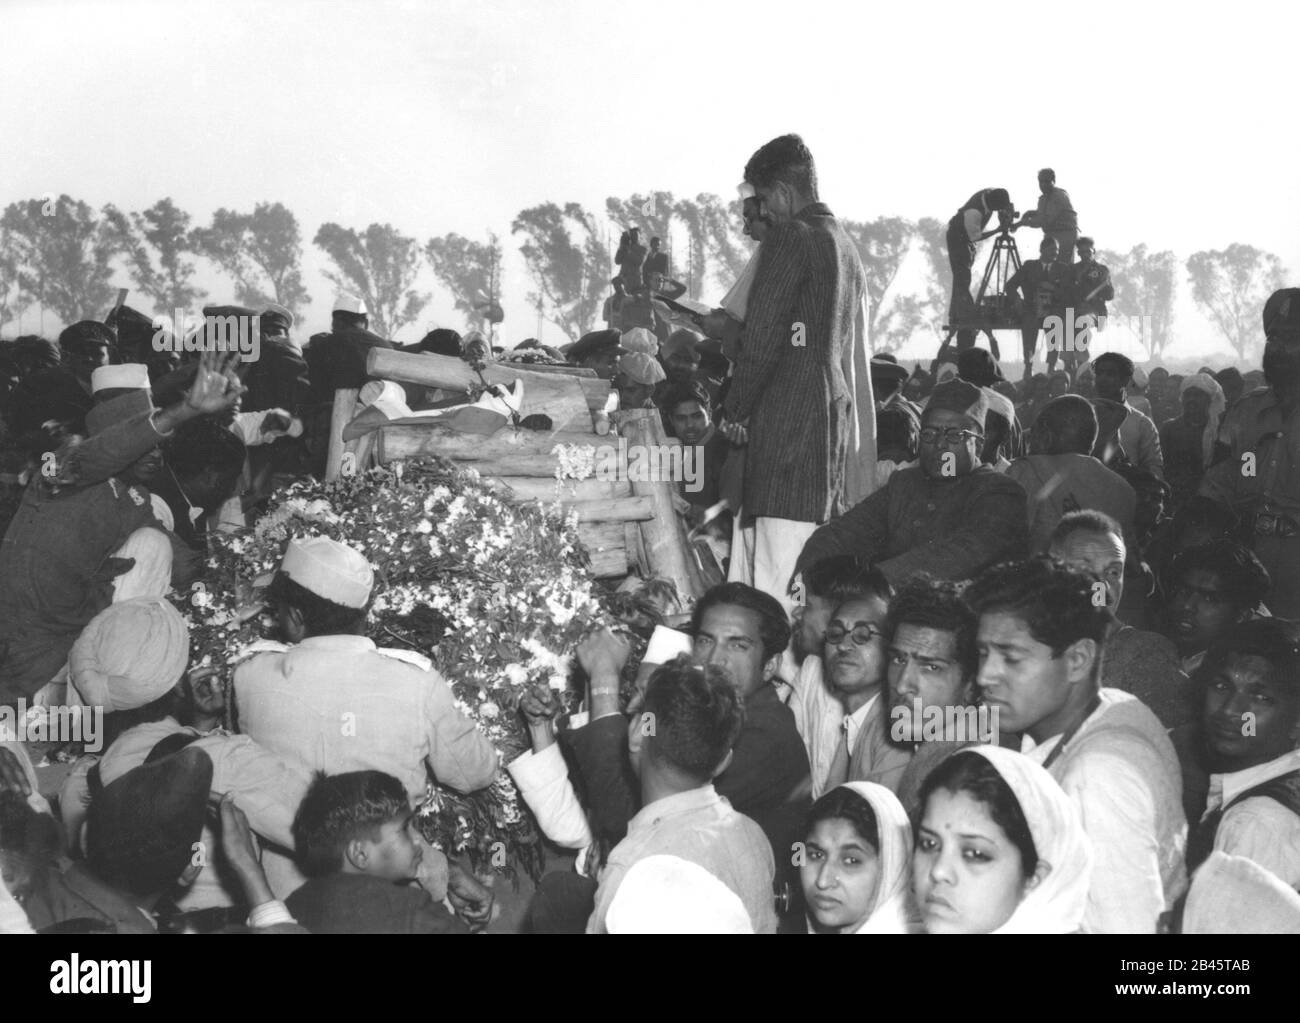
[1200,288,1300,617]
[233,536,499,896]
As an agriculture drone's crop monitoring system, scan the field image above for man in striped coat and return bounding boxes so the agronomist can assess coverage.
[723,134,874,616]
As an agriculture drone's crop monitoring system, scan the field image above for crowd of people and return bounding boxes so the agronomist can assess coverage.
[1,133,1298,935]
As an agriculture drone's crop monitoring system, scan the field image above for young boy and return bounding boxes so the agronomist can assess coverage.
[287,770,487,934]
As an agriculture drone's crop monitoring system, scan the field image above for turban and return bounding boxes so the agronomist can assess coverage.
[619,328,658,355]
[617,352,667,386]
[1180,373,1226,465]
[69,597,190,712]
[1263,287,1300,338]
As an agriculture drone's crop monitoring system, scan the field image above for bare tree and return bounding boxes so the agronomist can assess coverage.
[0,195,124,323]
[511,202,610,341]
[843,217,924,353]
[424,232,502,333]
[314,222,430,339]
[191,202,310,318]
[1187,244,1287,361]
[104,197,206,313]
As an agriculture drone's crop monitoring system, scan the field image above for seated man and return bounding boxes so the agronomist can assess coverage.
[1182,619,1300,890]
[785,557,892,797]
[1048,510,1192,730]
[795,379,1028,586]
[288,770,490,934]
[1162,540,1272,674]
[860,576,983,818]
[587,657,777,934]
[1006,394,1138,554]
[233,535,499,897]
[0,350,245,707]
[965,558,1188,933]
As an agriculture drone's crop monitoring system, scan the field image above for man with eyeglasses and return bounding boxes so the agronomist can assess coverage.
[818,594,891,796]
[795,379,1028,587]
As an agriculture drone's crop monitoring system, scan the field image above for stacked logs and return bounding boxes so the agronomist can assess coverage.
[329,348,704,607]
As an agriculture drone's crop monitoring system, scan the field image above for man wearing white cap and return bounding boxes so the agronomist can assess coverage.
[303,295,395,475]
[233,535,499,898]
[0,350,246,708]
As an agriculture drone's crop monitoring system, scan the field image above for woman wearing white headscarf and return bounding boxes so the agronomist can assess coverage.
[800,781,917,934]
[1159,373,1226,506]
[913,746,1092,934]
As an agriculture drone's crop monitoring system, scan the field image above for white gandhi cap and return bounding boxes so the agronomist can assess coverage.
[91,363,151,393]
[281,536,374,608]
[333,293,368,316]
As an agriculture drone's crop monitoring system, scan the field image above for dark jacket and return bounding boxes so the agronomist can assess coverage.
[795,464,1029,585]
[722,203,868,523]
[0,411,173,704]
[286,874,467,934]
[563,686,810,861]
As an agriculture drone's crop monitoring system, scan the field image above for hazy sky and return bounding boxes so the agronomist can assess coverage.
[2,0,1296,364]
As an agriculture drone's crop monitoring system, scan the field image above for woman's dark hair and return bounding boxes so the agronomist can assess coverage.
[690,582,790,663]
[805,786,879,853]
[918,751,1038,880]
[268,570,369,637]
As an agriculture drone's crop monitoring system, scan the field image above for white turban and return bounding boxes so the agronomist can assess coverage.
[1179,373,1226,465]
[70,597,190,712]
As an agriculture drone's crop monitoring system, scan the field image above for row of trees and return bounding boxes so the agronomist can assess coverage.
[0,194,1287,358]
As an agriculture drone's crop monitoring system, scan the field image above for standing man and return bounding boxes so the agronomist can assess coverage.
[1092,352,1164,478]
[1067,238,1114,365]
[945,187,1014,343]
[1199,288,1300,618]
[1017,168,1079,264]
[614,228,648,295]
[723,134,872,615]
[644,236,669,280]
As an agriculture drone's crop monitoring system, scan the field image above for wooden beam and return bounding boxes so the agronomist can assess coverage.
[325,388,360,481]
[487,477,632,503]
[366,347,610,414]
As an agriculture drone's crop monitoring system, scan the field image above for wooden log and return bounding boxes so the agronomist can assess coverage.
[377,423,608,462]
[560,497,652,522]
[488,478,632,503]
[502,362,596,378]
[325,388,360,481]
[366,347,610,416]
[617,408,697,605]
[578,521,629,578]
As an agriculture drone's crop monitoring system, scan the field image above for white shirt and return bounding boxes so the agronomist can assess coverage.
[1206,748,1300,890]
[783,655,878,799]
[1021,688,1187,933]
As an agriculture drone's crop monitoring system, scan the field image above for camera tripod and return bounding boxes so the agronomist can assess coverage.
[936,229,1024,368]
